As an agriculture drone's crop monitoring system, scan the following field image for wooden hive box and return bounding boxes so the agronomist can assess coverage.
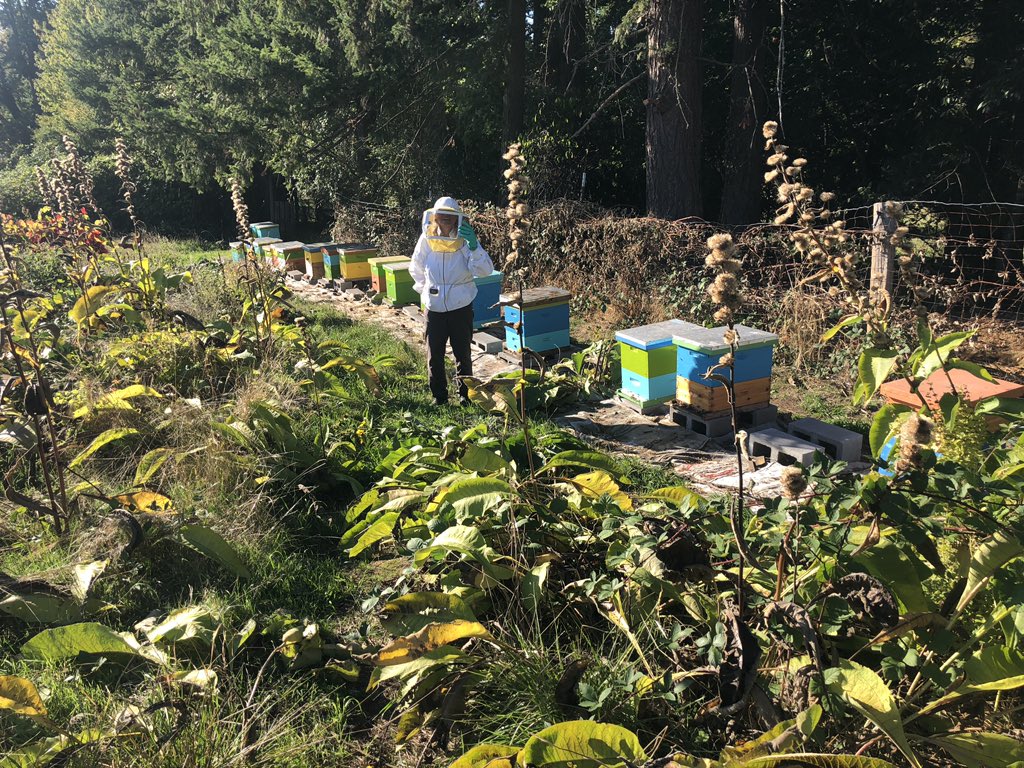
[229,241,244,262]
[269,241,305,272]
[616,319,702,405]
[502,286,571,353]
[672,324,777,413]
[338,243,378,282]
[320,244,343,280]
[383,262,419,306]
[369,256,411,293]
[250,221,280,240]
[473,271,503,329]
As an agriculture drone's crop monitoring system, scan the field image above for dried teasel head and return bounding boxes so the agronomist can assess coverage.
[762,121,779,139]
[780,466,808,500]
[897,413,933,471]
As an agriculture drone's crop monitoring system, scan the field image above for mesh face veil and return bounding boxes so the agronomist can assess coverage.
[421,196,466,253]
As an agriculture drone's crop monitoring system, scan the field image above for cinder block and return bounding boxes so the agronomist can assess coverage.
[343,288,364,300]
[748,428,821,467]
[287,270,304,281]
[739,404,779,429]
[472,332,503,354]
[403,305,424,323]
[787,417,863,462]
[670,403,734,438]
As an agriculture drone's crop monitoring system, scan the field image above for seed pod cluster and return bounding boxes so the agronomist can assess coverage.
[897,413,933,471]
[230,177,250,242]
[503,143,531,276]
[62,135,99,214]
[705,233,743,326]
[114,137,142,249]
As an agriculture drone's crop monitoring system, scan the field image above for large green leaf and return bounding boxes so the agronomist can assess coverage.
[825,659,921,768]
[869,404,910,459]
[645,486,702,509]
[69,428,140,469]
[963,645,1024,692]
[719,705,822,761]
[382,592,477,635]
[72,384,162,418]
[347,511,400,557]
[437,476,513,518]
[449,744,520,768]
[926,732,1024,768]
[21,622,145,663]
[413,526,513,581]
[854,539,931,613]
[180,525,252,579]
[71,560,108,601]
[821,314,863,343]
[522,561,551,613]
[0,675,47,717]
[0,591,83,624]
[853,348,899,405]
[540,450,622,477]
[518,720,647,768]
[461,444,512,475]
[144,606,219,651]
[915,330,974,379]
[977,397,1024,419]
[955,530,1023,615]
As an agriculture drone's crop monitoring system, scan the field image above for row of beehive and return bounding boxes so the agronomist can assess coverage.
[615,319,777,414]
[232,224,576,355]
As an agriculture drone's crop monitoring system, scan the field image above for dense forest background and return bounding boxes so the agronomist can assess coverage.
[0,0,1021,238]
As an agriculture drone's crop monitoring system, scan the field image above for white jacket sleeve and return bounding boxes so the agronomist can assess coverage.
[466,245,494,278]
[410,236,427,294]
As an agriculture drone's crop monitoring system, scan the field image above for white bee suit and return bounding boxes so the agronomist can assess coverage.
[409,235,495,313]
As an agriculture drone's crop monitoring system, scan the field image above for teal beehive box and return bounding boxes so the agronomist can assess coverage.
[229,241,244,262]
[253,237,282,263]
[473,271,503,329]
[250,221,280,239]
[616,319,702,406]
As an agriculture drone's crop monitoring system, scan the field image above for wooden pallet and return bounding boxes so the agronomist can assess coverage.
[615,390,671,416]
[497,343,580,366]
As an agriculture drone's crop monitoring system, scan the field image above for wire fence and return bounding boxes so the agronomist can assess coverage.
[332,197,1024,326]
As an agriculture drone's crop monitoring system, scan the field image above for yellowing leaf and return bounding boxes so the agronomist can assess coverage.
[72,560,108,601]
[825,660,921,768]
[116,491,174,513]
[374,620,491,666]
[569,470,632,510]
[69,428,140,469]
[449,744,520,768]
[956,530,1023,615]
[69,285,113,326]
[0,675,47,717]
[72,384,162,418]
[519,721,647,768]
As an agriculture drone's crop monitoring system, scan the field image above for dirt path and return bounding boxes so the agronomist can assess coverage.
[288,277,802,499]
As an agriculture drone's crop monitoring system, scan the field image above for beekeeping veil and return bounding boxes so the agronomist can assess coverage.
[421,196,466,253]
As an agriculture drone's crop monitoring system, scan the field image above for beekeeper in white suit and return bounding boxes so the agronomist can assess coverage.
[410,197,495,405]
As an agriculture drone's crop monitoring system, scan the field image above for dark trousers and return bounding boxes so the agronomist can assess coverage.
[425,304,474,404]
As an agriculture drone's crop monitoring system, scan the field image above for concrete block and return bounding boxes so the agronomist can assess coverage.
[471,332,503,354]
[748,428,821,466]
[343,288,364,300]
[670,403,734,438]
[403,305,425,323]
[286,270,304,281]
[738,404,778,429]
[787,417,863,462]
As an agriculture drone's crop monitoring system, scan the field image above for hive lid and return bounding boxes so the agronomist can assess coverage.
[881,367,1024,410]
[253,237,282,246]
[382,261,412,272]
[270,240,304,251]
[616,319,703,351]
[338,243,377,253]
[474,271,503,285]
[251,221,276,227]
[368,256,410,265]
[229,241,242,248]
[672,323,778,355]
[303,241,336,251]
[499,286,571,308]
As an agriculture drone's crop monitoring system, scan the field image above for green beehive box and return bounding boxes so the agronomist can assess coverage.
[270,241,305,271]
[383,262,419,305]
[369,256,410,293]
[229,241,244,261]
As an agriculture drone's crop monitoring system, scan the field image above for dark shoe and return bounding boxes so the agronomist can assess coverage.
[434,398,449,406]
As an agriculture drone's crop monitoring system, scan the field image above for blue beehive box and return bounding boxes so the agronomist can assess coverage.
[502,286,571,354]
[250,221,280,239]
[473,271,503,329]
[672,324,777,386]
[229,241,243,262]
[616,319,702,405]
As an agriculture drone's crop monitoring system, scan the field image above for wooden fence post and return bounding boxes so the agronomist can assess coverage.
[870,201,898,296]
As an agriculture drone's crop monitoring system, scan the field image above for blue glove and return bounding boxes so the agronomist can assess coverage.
[459,222,479,251]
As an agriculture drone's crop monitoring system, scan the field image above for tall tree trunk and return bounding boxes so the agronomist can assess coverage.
[545,0,587,97]
[646,0,704,220]
[503,0,527,147]
[719,0,769,226]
